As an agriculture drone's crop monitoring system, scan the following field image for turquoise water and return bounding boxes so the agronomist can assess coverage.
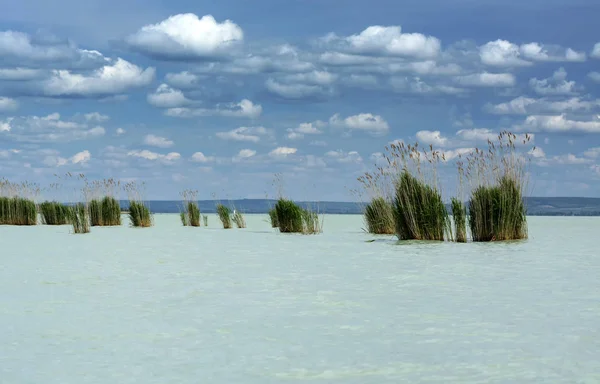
[1,215,599,383]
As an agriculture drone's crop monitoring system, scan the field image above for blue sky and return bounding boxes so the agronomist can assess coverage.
[1,0,600,201]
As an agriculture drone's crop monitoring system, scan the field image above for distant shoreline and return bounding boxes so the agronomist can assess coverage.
[102,197,600,216]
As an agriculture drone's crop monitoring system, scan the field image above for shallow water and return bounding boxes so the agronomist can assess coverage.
[1,214,599,383]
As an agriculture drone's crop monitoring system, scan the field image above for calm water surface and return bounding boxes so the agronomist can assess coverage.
[1,215,599,383]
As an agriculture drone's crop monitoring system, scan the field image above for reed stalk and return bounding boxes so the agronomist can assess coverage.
[216,204,232,229]
[39,201,70,225]
[363,197,395,234]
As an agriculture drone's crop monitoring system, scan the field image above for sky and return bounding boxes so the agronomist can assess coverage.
[1,0,600,201]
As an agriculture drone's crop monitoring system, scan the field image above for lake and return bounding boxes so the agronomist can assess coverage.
[1,214,599,383]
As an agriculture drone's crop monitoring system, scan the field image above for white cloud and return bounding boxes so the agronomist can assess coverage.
[310,140,327,147]
[190,151,214,163]
[0,67,43,80]
[583,147,600,158]
[125,13,243,59]
[116,128,126,136]
[324,25,441,59]
[127,149,181,163]
[165,99,262,119]
[286,122,324,139]
[415,130,449,147]
[592,43,600,59]
[71,150,91,164]
[269,147,297,158]
[84,112,109,122]
[528,147,546,159]
[480,39,586,67]
[391,76,467,95]
[42,58,155,97]
[0,113,106,142]
[0,97,18,111]
[529,68,579,96]
[516,114,600,133]
[324,149,363,164]
[165,71,202,88]
[143,134,174,148]
[265,78,330,99]
[552,154,592,165]
[147,83,192,108]
[329,113,389,136]
[440,148,474,161]
[232,149,257,162]
[485,96,600,115]
[588,72,600,83]
[455,72,515,87]
[216,126,270,142]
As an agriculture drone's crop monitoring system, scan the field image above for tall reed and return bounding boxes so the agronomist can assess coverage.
[275,199,303,233]
[216,204,232,229]
[203,215,208,226]
[451,198,467,243]
[363,197,395,234]
[268,208,279,228]
[69,203,90,234]
[232,209,246,228]
[465,132,530,241]
[124,181,152,227]
[0,179,39,225]
[84,179,122,226]
[180,189,200,227]
[39,201,70,225]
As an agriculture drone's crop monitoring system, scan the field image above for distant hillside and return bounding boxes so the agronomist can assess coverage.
[113,197,600,216]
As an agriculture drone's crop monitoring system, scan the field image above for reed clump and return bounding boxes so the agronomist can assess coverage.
[363,197,394,234]
[39,201,70,225]
[301,207,322,234]
[216,204,232,229]
[0,179,39,225]
[83,179,121,226]
[451,198,467,243]
[232,209,246,228]
[69,203,90,234]
[124,182,152,227]
[180,189,200,227]
[465,132,530,242]
[268,208,279,228]
[275,198,303,233]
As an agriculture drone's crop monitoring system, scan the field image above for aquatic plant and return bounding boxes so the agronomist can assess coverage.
[216,204,232,229]
[232,209,246,228]
[363,197,395,234]
[180,189,200,227]
[203,215,208,226]
[82,179,121,226]
[69,203,90,234]
[451,198,467,243]
[39,201,70,225]
[268,207,279,228]
[465,132,530,242]
[301,207,322,234]
[0,179,39,225]
[274,199,303,233]
[124,181,152,227]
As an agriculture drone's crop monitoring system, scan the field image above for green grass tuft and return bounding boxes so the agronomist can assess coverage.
[39,201,70,225]
[274,199,303,233]
[451,198,467,243]
[364,197,394,234]
[268,208,279,228]
[0,197,37,225]
[393,171,451,241]
[216,204,232,229]
[128,201,152,227]
[69,203,90,234]
[232,210,246,228]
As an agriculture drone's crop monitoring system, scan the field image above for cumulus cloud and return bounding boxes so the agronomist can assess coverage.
[480,39,586,67]
[592,43,600,59]
[391,76,467,95]
[84,112,109,122]
[455,72,515,87]
[529,68,580,96]
[589,72,600,83]
[528,147,546,159]
[165,99,262,119]
[0,30,109,67]
[286,122,324,140]
[143,134,174,148]
[42,149,91,167]
[269,147,297,158]
[190,151,214,163]
[265,78,332,99]
[71,150,91,164]
[125,13,243,60]
[127,149,181,163]
[485,96,600,115]
[552,154,592,165]
[0,67,44,80]
[232,149,257,162]
[147,84,192,108]
[324,149,363,164]
[584,147,600,158]
[0,112,106,142]
[415,130,449,147]
[329,113,389,136]
[0,97,18,111]
[515,114,600,133]
[216,126,270,142]
[42,58,155,97]
[115,128,126,136]
[323,25,441,59]
[164,71,202,88]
